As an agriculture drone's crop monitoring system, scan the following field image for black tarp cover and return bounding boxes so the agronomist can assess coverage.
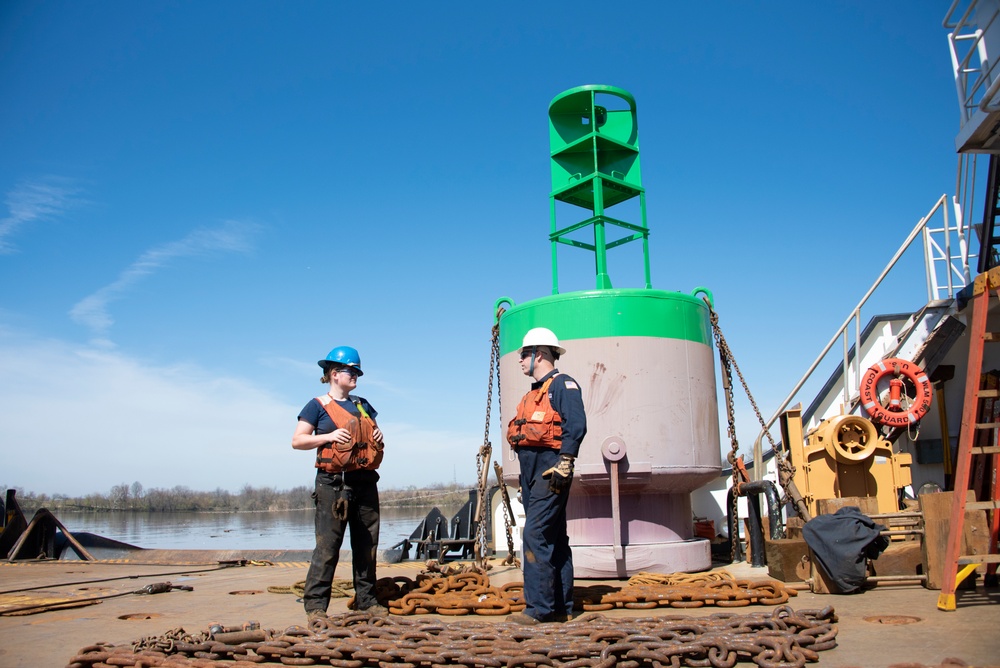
[802,505,890,594]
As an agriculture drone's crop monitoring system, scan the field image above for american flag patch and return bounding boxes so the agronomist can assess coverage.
[564,381,579,390]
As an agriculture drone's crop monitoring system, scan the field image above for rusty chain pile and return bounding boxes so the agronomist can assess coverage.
[67,605,838,668]
[576,579,796,611]
[378,572,526,616]
[356,572,798,617]
[626,571,736,587]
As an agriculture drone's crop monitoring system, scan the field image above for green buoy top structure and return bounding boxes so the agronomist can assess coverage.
[548,85,650,292]
[495,85,721,578]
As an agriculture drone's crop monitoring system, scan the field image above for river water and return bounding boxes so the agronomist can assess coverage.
[56,507,438,553]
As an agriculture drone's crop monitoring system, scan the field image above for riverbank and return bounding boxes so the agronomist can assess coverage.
[9,483,473,514]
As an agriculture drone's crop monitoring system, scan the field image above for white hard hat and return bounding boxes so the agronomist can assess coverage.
[521,327,566,355]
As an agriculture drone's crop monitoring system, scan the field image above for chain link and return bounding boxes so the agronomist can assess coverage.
[709,306,742,564]
[703,301,780,458]
[494,462,517,565]
[71,604,838,668]
[369,572,800,617]
[474,442,491,570]
[702,298,813,532]
[474,310,506,570]
[489,311,517,564]
[706,304,750,563]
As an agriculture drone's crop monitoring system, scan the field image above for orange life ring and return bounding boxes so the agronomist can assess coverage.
[859,358,933,427]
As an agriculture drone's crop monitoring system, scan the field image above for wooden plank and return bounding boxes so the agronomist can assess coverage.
[764,538,808,583]
[870,541,923,580]
[809,547,837,594]
[816,496,879,516]
[958,554,1000,564]
[785,516,805,540]
[919,490,991,590]
[922,490,954,590]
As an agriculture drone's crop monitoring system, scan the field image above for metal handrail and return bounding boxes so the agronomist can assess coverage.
[944,0,977,29]
[946,0,1000,122]
[750,195,968,478]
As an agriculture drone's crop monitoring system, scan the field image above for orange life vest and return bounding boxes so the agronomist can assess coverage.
[314,395,384,472]
[506,376,562,449]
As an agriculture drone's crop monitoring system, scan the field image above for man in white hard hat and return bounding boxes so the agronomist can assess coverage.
[506,327,587,624]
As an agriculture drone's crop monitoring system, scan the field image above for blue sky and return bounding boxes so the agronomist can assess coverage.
[1,2,964,497]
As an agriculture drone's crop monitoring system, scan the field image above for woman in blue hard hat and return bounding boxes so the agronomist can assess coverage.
[292,345,387,621]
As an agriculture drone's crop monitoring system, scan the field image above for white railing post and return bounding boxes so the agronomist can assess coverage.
[924,225,937,300]
[950,32,970,124]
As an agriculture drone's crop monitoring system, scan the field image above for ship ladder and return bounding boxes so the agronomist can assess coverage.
[937,266,1000,611]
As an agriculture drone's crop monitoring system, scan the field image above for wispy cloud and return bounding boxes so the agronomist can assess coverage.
[70,220,260,343]
[0,177,82,253]
[0,329,302,496]
[0,328,479,496]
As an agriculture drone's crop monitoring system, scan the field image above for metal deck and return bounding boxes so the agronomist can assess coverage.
[1,557,997,667]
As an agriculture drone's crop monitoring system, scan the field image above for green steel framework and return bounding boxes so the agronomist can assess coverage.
[493,85,715,356]
[548,85,651,293]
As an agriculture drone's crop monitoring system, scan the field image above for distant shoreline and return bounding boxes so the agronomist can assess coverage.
[50,502,463,514]
[8,482,475,515]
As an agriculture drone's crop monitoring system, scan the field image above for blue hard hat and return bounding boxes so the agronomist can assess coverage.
[318,345,363,375]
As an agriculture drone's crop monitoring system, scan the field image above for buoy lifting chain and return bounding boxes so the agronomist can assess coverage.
[324,570,805,617]
[72,602,839,668]
[494,461,518,566]
[703,299,810,523]
[703,300,781,459]
[474,309,508,570]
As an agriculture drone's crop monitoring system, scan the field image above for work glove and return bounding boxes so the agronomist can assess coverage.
[542,454,575,494]
[334,496,349,520]
[333,485,351,521]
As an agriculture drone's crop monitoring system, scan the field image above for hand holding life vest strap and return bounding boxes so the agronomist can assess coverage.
[354,398,385,469]
[314,396,383,472]
[506,376,564,449]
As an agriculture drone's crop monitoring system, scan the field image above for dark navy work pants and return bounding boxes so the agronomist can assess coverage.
[517,446,574,621]
[303,476,380,613]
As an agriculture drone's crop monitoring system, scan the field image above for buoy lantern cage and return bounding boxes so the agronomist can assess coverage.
[859,358,934,428]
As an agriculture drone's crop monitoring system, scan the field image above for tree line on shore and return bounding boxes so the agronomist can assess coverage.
[4,481,475,514]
